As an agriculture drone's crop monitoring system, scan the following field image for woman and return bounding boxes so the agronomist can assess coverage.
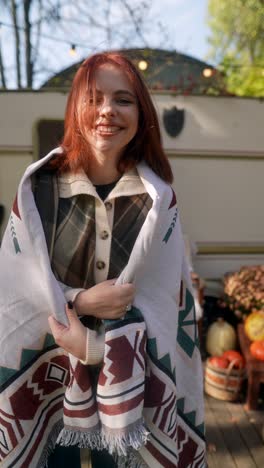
[0,52,205,468]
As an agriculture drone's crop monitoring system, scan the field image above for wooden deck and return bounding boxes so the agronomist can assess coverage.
[205,392,264,468]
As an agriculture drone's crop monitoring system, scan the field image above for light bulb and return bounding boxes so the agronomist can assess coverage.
[138,60,148,71]
[69,44,77,56]
[203,68,213,78]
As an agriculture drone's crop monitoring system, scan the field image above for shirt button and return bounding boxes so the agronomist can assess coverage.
[96,260,106,270]
[105,201,112,211]
[100,230,109,240]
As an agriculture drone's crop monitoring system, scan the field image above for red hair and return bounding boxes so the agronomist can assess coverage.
[52,52,173,183]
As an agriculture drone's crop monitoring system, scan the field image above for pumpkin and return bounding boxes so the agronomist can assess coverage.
[209,356,229,369]
[250,341,264,361]
[222,350,245,369]
[206,318,236,356]
[245,311,264,341]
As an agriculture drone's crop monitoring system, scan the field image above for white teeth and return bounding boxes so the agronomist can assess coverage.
[96,126,121,133]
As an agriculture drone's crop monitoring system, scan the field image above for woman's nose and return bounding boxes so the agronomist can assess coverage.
[99,98,115,117]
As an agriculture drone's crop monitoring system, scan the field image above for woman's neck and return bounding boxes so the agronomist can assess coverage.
[87,152,121,184]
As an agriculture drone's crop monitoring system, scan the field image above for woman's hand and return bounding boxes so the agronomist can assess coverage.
[48,303,87,361]
[74,279,135,319]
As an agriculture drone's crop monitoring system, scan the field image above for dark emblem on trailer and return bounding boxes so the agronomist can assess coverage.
[163,106,185,137]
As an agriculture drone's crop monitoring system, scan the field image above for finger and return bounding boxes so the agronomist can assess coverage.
[106,278,117,286]
[65,303,78,325]
[120,283,135,296]
[113,286,133,302]
[114,306,128,317]
[48,315,68,335]
[102,306,124,319]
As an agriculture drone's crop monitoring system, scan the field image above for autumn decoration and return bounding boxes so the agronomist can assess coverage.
[250,341,264,361]
[244,311,264,341]
[206,318,236,356]
[221,265,264,319]
[205,349,246,401]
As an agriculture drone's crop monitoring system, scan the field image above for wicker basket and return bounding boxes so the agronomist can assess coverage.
[204,358,246,401]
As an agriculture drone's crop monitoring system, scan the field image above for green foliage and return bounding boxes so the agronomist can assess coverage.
[207,0,264,97]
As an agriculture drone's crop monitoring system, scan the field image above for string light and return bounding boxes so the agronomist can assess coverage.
[203,68,213,78]
[0,20,89,50]
[69,44,77,56]
[0,21,263,72]
[138,60,148,70]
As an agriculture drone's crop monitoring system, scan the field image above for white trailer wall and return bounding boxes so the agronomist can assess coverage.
[0,92,263,279]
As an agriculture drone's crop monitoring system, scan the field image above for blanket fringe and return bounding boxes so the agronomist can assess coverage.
[57,427,102,449]
[116,449,149,468]
[37,419,63,468]
[101,420,150,456]
[57,420,149,457]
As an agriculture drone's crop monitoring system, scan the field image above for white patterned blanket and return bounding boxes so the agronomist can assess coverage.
[0,149,206,467]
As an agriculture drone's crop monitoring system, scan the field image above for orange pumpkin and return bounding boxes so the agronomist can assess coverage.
[250,341,264,361]
[222,350,245,369]
[244,311,264,341]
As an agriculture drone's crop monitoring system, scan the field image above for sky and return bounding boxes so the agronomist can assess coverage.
[59,0,211,68]
[0,0,212,88]
[149,0,210,61]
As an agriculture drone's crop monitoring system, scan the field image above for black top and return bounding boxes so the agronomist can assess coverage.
[94,180,119,201]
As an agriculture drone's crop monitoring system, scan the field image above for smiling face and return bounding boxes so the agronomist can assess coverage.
[84,64,139,166]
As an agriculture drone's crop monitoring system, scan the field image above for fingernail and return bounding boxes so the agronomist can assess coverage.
[67,300,73,309]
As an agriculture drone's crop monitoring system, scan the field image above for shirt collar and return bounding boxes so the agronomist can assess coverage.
[58,167,147,200]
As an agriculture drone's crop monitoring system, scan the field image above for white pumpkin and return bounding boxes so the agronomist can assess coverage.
[206,318,236,356]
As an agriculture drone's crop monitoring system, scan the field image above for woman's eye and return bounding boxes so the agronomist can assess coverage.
[117,98,133,105]
[88,96,103,105]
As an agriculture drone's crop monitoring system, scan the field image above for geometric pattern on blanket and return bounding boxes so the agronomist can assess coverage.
[177,280,200,358]
[177,397,205,438]
[146,332,204,439]
[10,215,21,254]
[10,194,22,253]
[147,338,176,382]
[141,349,205,466]
[0,333,56,387]
[0,347,69,467]
[146,281,200,382]
[58,306,148,457]
[57,293,203,466]
[141,341,206,467]
[140,280,206,468]
[98,309,147,442]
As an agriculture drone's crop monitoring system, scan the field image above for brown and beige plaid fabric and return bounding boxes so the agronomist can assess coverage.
[52,195,96,289]
[33,169,152,291]
[108,194,152,279]
[53,193,152,286]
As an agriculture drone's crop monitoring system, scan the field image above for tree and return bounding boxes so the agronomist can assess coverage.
[0,0,168,89]
[207,0,264,97]
[0,0,62,88]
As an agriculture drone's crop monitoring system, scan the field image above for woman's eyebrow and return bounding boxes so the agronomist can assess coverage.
[114,90,136,97]
[93,89,136,98]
